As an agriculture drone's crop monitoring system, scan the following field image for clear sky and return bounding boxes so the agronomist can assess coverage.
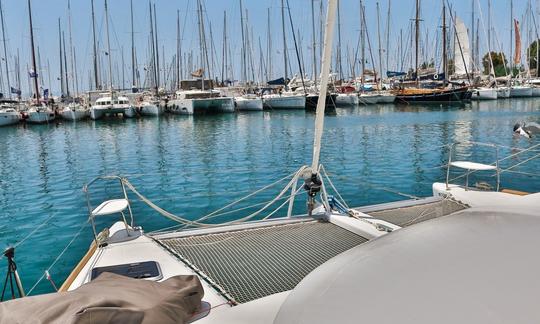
[0,0,534,97]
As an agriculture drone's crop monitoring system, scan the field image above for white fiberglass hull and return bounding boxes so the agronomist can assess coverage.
[496,87,511,98]
[262,95,306,109]
[335,93,359,106]
[26,109,55,124]
[61,108,88,121]
[0,111,20,126]
[235,97,263,111]
[139,103,164,116]
[510,86,532,97]
[531,87,540,97]
[90,105,134,120]
[375,93,396,103]
[471,88,497,100]
[358,94,379,104]
[168,97,234,115]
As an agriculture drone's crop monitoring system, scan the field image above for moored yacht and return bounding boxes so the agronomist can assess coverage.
[137,95,163,116]
[510,85,532,97]
[26,103,55,124]
[496,86,511,98]
[470,87,497,100]
[90,95,135,120]
[235,94,263,111]
[168,80,234,115]
[0,100,21,126]
[60,100,88,121]
[262,92,306,109]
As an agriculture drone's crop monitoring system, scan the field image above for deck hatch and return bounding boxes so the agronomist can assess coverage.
[157,220,367,303]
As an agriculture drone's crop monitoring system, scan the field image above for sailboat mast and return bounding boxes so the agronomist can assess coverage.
[176,9,180,88]
[221,11,227,83]
[130,0,136,88]
[360,0,365,88]
[281,0,288,81]
[104,0,113,92]
[415,0,419,85]
[27,0,39,101]
[91,0,99,90]
[239,0,246,84]
[386,0,391,74]
[267,8,272,80]
[63,31,69,97]
[442,0,447,85]
[153,3,160,90]
[68,0,76,95]
[376,2,382,88]
[311,0,317,83]
[337,0,343,80]
[58,18,64,96]
[311,0,338,173]
[0,0,10,98]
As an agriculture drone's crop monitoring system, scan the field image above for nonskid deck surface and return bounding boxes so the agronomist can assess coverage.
[154,220,367,304]
[356,198,467,227]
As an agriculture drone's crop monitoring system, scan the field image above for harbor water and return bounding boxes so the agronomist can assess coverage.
[1,99,539,295]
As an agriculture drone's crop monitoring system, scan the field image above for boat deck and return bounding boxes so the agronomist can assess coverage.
[355,197,467,227]
[153,220,367,304]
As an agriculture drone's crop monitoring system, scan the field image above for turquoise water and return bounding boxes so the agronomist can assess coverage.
[1,99,539,296]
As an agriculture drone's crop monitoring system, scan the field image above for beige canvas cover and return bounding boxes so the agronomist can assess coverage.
[0,272,203,324]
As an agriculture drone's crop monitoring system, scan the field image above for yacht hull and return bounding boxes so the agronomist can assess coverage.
[235,97,263,111]
[0,111,20,126]
[510,86,533,97]
[61,109,88,121]
[496,87,511,98]
[335,93,359,106]
[168,97,234,115]
[262,95,306,109]
[26,110,55,124]
[139,103,164,116]
[471,88,497,100]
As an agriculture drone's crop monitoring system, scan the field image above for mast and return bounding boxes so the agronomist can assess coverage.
[239,0,246,83]
[281,0,288,81]
[310,0,338,188]
[376,2,383,88]
[221,11,227,83]
[471,0,475,71]
[385,0,391,77]
[442,0,447,85]
[63,31,69,97]
[58,18,64,96]
[27,0,39,102]
[337,0,343,80]
[176,9,180,88]
[267,8,272,80]
[415,0,420,85]
[153,3,160,90]
[0,0,10,98]
[311,0,317,83]
[130,0,136,88]
[68,0,76,95]
[360,0,365,89]
[149,2,157,94]
[286,0,307,93]
[104,0,113,93]
[91,0,99,90]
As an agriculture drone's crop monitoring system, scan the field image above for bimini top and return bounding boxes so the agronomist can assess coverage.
[274,207,540,324]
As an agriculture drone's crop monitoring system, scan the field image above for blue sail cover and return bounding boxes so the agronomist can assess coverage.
[387,71,407,78]
[267,77,287,85]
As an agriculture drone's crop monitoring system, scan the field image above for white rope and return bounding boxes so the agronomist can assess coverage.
[13,213,58,248]
[123,166,309,228]
[27,221,90,296]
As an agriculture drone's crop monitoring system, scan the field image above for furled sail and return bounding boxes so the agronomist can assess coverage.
[453,17,471,76]
[514,19,521,64]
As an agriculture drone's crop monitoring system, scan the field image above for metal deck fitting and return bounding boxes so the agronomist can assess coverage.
[156,220,367,304]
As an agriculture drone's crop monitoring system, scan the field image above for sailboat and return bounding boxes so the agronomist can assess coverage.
[510,19,532,97]
[25,0,55,124]
[137,1,163,117]
[89,0,136,120]
[0,100,21,126]
[394,0,469,104]
[2,1,540,322]
[59,5,88,121]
